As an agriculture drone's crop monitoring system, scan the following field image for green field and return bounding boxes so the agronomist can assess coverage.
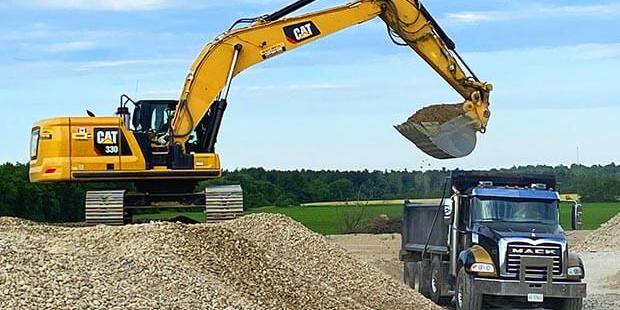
[558,202,619,230]
[249,204,403,234]
[133,202,620,235]
[300,199,439,207]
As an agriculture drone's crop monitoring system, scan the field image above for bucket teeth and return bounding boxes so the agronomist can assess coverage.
[395,115,478,159]
[395,122,455,159]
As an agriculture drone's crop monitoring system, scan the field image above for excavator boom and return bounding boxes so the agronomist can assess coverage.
[170,0,492,159]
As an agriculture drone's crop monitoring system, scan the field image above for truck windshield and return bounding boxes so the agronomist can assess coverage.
[471,197,559,225]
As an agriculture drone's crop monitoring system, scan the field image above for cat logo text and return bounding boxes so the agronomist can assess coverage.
[283,21,321,44]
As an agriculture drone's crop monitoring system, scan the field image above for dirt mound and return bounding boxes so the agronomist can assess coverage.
[405,103,463,124]
[573,213,620,252]
[0,214,438,309]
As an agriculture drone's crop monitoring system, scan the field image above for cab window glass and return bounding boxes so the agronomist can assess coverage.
[150,105,173,133]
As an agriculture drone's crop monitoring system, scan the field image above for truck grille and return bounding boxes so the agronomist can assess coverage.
[506,242,562,279]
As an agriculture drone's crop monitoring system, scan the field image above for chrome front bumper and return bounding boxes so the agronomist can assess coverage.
[474,278,586,298]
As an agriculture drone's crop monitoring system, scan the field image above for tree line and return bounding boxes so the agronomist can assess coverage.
[1,162,618,222]
[208,164,620,208]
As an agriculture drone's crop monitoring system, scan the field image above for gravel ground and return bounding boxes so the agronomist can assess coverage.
[0,215,438,310]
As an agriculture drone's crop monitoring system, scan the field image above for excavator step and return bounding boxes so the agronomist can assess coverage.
[85,190,126,226]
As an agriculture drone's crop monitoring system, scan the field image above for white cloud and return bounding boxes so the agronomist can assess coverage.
[29,0,170,11]
[445,3,620,24]
[76,58,189,70]
[244,83,353,92]
[555,3,620,15]
[14,0,292,11]
[462,42,620,61]
[445,12,495,24]
[141,89,180,97]
[43,41,97,52]
[445,11,505,24]
[571,43,620,60]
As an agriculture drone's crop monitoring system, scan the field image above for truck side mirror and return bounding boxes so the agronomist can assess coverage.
[571,202,583,230]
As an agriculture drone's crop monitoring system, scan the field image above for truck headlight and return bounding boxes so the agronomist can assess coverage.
[567,266,583,277]
[470,263,495,273]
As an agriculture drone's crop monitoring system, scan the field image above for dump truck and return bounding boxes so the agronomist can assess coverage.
[400,171,586,310]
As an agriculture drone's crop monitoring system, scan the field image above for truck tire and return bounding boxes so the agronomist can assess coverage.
[430,256,451,305]
[404,262,415,288]
[456,267,482,310]
[404,262,428,295]
[418,260,432,298]
[555,298,583,310]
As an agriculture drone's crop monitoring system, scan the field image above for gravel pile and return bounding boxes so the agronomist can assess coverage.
[405,103,464,124]
[574,213,620,252]
[0,215,438,309]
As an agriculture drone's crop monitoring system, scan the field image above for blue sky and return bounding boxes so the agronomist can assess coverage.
[1,0,619,170]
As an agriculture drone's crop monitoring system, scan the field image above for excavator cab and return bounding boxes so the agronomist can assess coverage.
[131,100,177,134]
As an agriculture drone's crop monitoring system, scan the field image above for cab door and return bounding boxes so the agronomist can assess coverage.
[69,117,121,172]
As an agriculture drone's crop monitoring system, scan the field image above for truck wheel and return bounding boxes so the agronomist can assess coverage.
[456,267,482,310]
[555,298,583,310]
[418,260,432,298]
[430,256,451,305]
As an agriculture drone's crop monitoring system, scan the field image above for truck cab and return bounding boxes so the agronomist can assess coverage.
[401,171,586,310]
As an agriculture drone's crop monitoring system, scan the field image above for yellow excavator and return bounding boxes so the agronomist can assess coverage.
[29,0,492,224]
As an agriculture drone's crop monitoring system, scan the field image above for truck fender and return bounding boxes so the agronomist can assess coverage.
[567,252,585,280]
[458,245,496,276]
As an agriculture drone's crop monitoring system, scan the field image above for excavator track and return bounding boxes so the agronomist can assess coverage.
[205,185,244,223]
[83,186,244,225]
[85,190,126,226]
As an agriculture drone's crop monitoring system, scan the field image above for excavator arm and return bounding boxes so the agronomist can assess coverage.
[170,0,492,159]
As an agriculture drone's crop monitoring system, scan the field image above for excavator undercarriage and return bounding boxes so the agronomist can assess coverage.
[85,185,244,226]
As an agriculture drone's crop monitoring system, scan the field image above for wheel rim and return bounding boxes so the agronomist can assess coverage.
[431,275,438,293]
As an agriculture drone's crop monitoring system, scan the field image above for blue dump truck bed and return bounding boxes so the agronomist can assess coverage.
[401,203,449,257]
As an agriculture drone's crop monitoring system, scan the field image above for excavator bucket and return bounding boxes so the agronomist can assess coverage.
[395,103,478,159]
